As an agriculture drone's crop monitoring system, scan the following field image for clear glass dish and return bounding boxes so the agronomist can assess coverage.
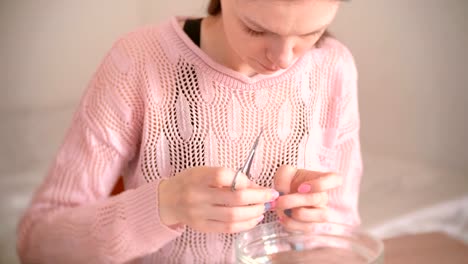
[235,221,384,264]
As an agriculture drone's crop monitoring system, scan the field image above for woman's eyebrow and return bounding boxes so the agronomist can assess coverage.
[242,17,327,36]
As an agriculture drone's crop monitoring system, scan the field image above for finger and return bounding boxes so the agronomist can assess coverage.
[282,207,329,222]
[296,174,343,194]
[278,209,328,232]
[207,204,266,222]
[203,167,253,189]
[209,187,279,206]
[203,215,265,233]
[290,170,334,193]
[274,165,298,194]
[276,192,329,209]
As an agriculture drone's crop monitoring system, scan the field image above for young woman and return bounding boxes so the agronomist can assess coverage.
[17,0,361,263]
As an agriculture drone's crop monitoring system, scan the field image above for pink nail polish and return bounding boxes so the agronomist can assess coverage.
[298,184,311,193]
[269,200,276,210]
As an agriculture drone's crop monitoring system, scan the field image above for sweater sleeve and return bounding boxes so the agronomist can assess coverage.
[16,37,183,264]
[326,44,363,227]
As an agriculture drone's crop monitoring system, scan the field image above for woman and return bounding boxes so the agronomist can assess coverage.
[17,0,361,263]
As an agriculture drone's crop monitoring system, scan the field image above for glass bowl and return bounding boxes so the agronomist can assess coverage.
[235,221,384,264]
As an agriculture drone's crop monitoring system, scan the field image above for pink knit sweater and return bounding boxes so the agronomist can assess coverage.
[17,17,362,264]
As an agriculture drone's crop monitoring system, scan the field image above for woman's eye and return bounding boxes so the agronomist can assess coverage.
[244,27,264,37]
[306,32,321,38]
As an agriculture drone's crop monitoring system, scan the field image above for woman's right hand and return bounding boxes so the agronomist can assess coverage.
[158,166,279,233]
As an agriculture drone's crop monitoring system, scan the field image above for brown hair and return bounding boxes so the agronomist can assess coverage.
[207,0,222,16]
[207,0,345,45]
[208,0,347,15]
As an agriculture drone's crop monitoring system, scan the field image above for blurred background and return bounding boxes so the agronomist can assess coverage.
[1,0,467,263]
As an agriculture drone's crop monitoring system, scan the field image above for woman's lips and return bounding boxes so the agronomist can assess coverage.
[258,61,278,72]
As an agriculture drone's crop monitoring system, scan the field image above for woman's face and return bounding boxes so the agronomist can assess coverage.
[219,0,340,74]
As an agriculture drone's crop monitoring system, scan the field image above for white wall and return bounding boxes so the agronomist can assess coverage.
[1,1,144,176]
[330,0,468,225]
[332,0,468,172]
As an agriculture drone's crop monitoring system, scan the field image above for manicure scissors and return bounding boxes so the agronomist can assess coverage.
[231,129,263,192]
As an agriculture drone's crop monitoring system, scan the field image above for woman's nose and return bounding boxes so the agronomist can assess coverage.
[267,38,295,69]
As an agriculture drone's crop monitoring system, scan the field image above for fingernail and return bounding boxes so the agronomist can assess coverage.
[264,201,276,211]
[270,200,276,209]
[271,190,280,200]
[278,216,284,223]
[292,243,305,251]
[298,184,311,193]
[257,215,265,222]
[284,209,292,218]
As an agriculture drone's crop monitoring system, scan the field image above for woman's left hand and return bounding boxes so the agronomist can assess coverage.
[273,165,343,232]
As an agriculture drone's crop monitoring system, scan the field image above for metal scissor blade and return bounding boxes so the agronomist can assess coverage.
[240,128,263,175]
[231,128,264,191]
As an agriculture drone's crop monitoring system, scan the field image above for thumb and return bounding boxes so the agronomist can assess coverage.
[273,165,298,194]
